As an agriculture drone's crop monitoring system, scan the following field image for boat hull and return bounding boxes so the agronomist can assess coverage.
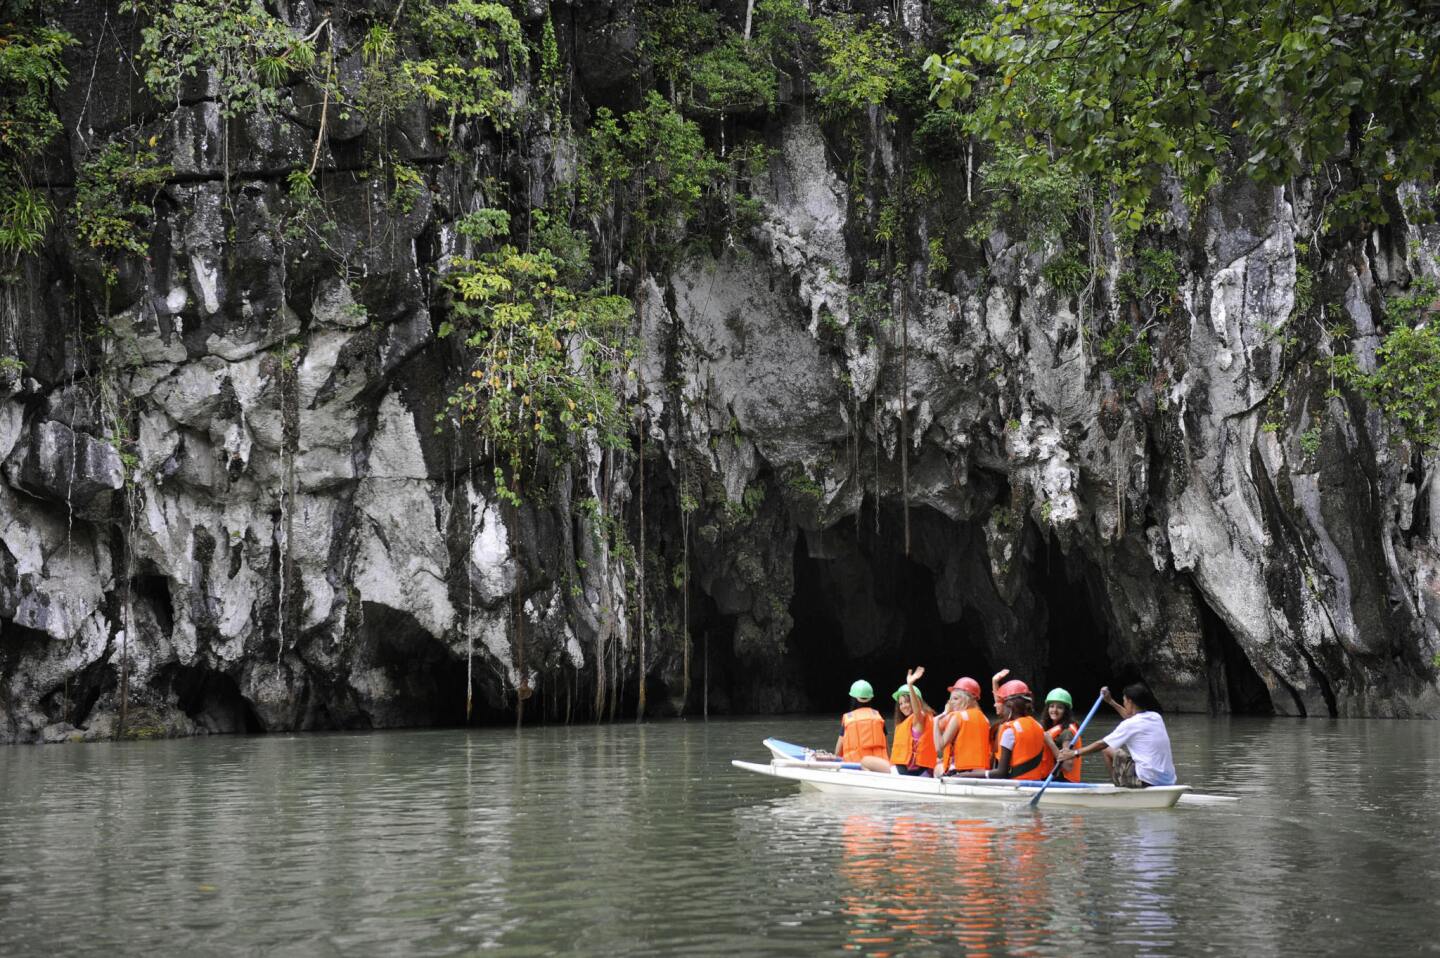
[731,759,1189,809]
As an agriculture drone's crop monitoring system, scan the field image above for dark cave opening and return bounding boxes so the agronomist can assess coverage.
[786,505,1131,715]
[364,602,476,727]
[1197,588,1275,715]
[132,572,174,637]
[165,664,267,734]
[1030,535,1127,706]
[790,531,992,712]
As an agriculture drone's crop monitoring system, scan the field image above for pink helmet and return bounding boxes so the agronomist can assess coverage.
[948,677,982,698]
[997,679,1032,701]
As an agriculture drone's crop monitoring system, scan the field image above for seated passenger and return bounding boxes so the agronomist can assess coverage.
[860,667,936,776]
[833,679,888,764]
[1041,687,1082,782]
[955,678,1059,780]
[933,677,990,775]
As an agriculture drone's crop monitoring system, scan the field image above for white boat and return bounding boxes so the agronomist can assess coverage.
[731,738,1193,810]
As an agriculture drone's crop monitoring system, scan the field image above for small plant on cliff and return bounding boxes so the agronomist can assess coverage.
[437,208,634,504]
[72,140,172,281]
[404,0,524,137]
[1331,276,1440,447]
[811,16,900,120]
[129,0,320,118]
[581,91,725,273]
[0,13,73,256]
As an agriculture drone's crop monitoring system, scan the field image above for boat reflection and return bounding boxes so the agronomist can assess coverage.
[836,811,1079,956]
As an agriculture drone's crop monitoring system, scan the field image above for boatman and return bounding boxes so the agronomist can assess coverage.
[1057,683,1176,788]
[834,679,888,763]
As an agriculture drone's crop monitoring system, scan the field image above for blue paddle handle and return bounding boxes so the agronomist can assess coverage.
[1029,691,1106,807]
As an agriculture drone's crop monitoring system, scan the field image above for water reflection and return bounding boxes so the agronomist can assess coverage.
[824,808,1112,956]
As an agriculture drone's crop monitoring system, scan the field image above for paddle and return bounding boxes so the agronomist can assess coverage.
[1029,690,1106,808]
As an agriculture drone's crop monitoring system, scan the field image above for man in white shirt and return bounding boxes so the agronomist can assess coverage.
[1057,683,1177,787]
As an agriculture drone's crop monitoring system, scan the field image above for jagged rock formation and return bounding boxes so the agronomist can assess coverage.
[2,0,1439,743]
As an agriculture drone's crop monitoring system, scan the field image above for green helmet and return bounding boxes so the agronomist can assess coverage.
[848,679,874,701]
[1045,687,1073,707]
[893,683,922,702]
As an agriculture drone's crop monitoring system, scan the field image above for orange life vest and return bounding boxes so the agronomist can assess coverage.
[937,707,991,773]
[994,715,1049,780]
[840,707,888,762]
[891,712,937,769]
[1046,722,1083,782]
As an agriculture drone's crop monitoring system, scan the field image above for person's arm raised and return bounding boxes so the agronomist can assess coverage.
[1101,685,1124,717]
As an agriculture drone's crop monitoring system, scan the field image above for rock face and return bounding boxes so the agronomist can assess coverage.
[1,1,1438,743]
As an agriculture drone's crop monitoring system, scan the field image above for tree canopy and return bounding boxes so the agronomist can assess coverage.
[928,0,1440,230]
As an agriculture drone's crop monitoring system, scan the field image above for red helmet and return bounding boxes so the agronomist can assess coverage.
[948,677,982,698]
[997,679,1032,701]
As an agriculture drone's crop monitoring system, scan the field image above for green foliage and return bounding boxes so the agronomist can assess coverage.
[970,142,1082,244]
[72,140,172,276]
[0,185,52,258]
[388,161,425,214]
[752,0,812,72]
[536,14,563,125]
[926,236,949,284]
[581,91,725,268]
[638,0,777,115]
[1116,249,1182,315]
[1097,317,1153,390]
[0,14,73,256]
[0,16,71,157]
[811,17,900,119]
[724,482,766,523]
[689,35,777,114]
[438,209,634,504]
[1299,426,1322,456]
[786,471,822,501]
[404,0,524,136]
[929,0,1440,230]
[361,23,396,66]
[1098,249,1181,389]
[130,0,317,118]
[638,0,719,94]
[1041,251,1090,296]
[1332,277,1440,447]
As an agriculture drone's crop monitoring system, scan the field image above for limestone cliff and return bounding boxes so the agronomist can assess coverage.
[2,0,1438,743]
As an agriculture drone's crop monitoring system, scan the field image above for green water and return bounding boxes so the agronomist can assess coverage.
[1,715,1437,955]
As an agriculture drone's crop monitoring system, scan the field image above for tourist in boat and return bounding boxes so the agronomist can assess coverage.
[1041,687,1083,782]
[933,677,991,775]
[955,678,1059,780]
[859,667,936,775]
[1056,683,1176,788]
[832,679,889,763]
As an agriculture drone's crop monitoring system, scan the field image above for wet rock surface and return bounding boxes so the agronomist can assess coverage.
[1,1,1438,743]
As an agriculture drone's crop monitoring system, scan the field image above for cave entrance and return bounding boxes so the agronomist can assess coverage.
[164,664,267,734]
[363,603,476,728]
[789,506,993,712]
[1030,535,1125,704]
[1197,589,1274,714]
[787,505,1136,715]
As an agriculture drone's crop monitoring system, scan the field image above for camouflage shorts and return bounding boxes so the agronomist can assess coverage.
[1109,747,1145,789]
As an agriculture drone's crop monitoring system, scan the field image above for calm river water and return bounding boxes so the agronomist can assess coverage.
[1,715,1438,955]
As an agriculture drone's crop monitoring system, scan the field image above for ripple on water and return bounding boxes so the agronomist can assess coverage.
[2,717,1440,955]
